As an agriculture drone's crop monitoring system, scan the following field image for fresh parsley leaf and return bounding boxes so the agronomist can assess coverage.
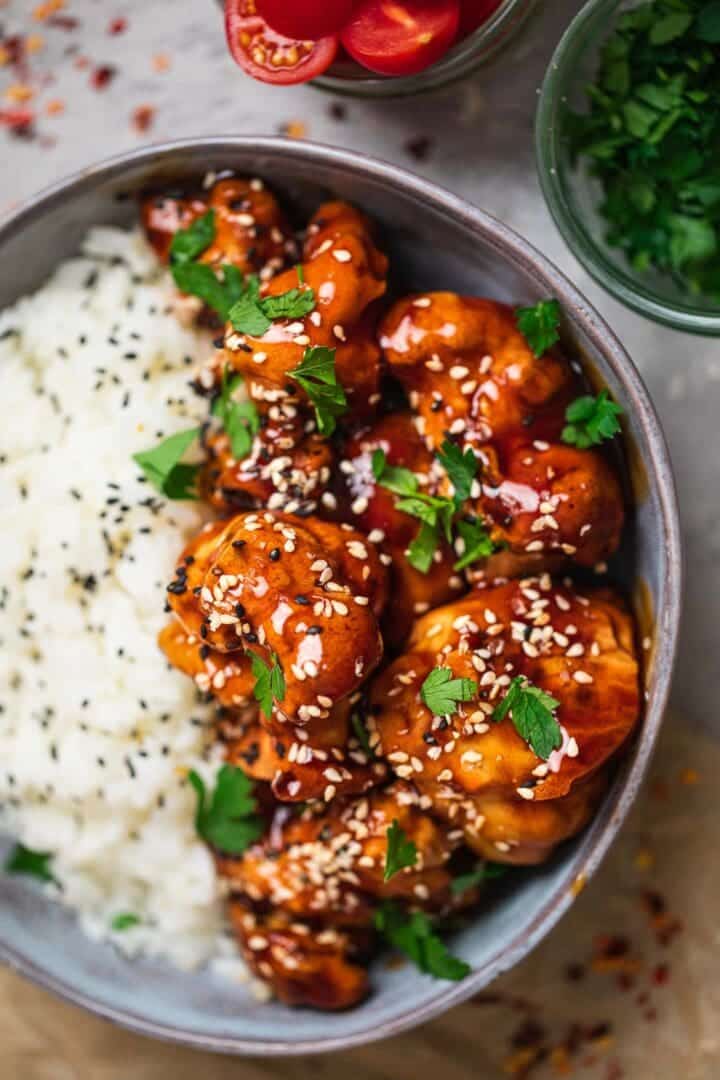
[262,286,316,322]
[228,275,316,337]
[407,520,440,574]
[227,274,270,336]
[132,427,200,500]
[697,1,720,42]
[351,712,373,757]
[421,667,477,716]
[516,299,561,357]
[169,210,216,264]
[384,820,418,882]
[649,12,692,45]
[453,517,496,571]
[250,651,286,719]
[168,212,245,320]
[374,902,470,982]
[212,367,259,460]
[172,261,244,321]
[4,843,53,882]
[111,913,141,931]
[289,346,348,437]
[492,676,561,760]
[451,862,508,896]
[188,764,263,855]
[373,450,456,572]
[437,438,478,508]
[562,390,622,449]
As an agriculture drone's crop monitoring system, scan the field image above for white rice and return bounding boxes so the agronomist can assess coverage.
[0,227,254,985]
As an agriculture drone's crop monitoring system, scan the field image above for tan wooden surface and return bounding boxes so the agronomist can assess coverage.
[3,719,718,1080]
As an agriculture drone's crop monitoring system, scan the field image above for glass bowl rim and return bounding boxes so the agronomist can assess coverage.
[535,0,720,337]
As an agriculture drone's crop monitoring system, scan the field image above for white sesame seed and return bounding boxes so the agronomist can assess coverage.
[332,249,352,263]
[572,670,593,684]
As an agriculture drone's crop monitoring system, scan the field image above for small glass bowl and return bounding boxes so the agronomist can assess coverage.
[315,0,538,98]
[535,0,720,336]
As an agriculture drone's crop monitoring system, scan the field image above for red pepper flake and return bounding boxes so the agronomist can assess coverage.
[46,98,65,116]
[47,14,79,31]
[74,55,89,70]
[0,107,35,131]
[90,64,116,90]
[652,963,670,986]
[152,52,171,72]
[132,104,155,133]
[33,0,66,21]
[108,17,128,35]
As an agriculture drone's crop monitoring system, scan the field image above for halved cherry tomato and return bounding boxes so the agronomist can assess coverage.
[458,0,502,35]
[257,0,357,40]
[225,0,339,86]
[341,0,460,77]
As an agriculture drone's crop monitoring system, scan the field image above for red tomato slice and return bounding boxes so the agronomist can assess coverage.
[225,0,339,85]
[341,0,460,77]
[458,0,501,35]
[257,0,357,40]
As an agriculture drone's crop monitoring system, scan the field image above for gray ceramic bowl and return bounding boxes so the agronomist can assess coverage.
[0,137,681,1055]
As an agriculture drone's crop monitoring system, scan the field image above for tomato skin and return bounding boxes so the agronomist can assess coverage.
[257,0,357,40]
[224,0,339,86]
[341,0,460,77]
[458,0,502,35]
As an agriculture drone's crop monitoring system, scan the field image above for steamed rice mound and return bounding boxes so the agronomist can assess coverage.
[0,227,249,978]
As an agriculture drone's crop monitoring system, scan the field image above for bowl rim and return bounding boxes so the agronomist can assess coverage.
[0,135,683,1056]
[535,0,720,337]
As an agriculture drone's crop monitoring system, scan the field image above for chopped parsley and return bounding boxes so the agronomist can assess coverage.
[516,299,561,357]
[451,863,508,896]
[111,913,141,931]
[170,210,215,263]
[188,764,263,855]
[4,843,53,882]
[437,438,478,508]
[169,210,245,319]
[289,346,348,437]
[132,427,201,500]
[372,448,455,573]
[561,390,623,448]
[421,667,477,717]
[453,516,496,571]
[384,820,418,882]
[212,367,259,460]
[227,273,316,337]
[566,0,720,303]
[492,676,562,760]
[374,902,470,982]
[250,651,286,719]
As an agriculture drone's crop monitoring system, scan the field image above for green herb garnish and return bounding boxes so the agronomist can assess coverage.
[169,211,245,319]
[188,764,263,855]
[250,651,286,719]
[212,367,259,460]
[374,902,470,982]
[437,438,479,508]
[4,843,53,882]
[492,676,561,761]
[561,390,623,449]
[453,517,496,571]
[372,448,455,573]
[567,0,720,304]
[227,274,316,337]
[451,863,508,896]
[420,667,477,717]
[384,821,418,882]
[132,427,201,500]
[288,346,348,437]
[111,913,141,931]
[516,299,561,357]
